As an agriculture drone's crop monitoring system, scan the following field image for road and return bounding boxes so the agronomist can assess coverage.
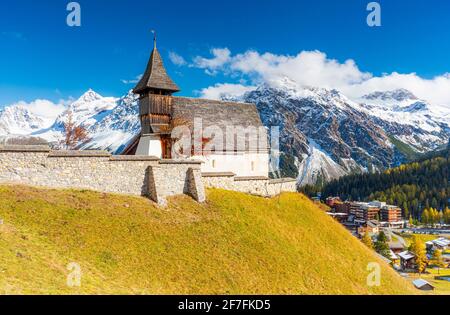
[383,228,407,247]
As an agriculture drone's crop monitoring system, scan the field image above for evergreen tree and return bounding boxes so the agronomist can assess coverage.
[375,232,390,259]
[320,149,449,221]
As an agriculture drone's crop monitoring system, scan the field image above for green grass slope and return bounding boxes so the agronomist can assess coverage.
[389,135,421,161]
[0,185,416,295]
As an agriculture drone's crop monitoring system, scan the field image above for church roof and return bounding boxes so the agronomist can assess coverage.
[133,45,180,94]
[172,97,269,152]
[121,97,269,154]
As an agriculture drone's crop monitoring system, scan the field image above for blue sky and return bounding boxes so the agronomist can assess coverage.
[1,0,450,107]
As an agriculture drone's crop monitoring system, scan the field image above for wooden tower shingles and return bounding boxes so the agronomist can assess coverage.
[133,41,180,94]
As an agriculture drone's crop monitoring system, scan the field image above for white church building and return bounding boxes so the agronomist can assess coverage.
[123,38,271,178]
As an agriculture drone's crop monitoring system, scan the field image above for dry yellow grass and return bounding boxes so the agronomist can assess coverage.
[0,185,417,295]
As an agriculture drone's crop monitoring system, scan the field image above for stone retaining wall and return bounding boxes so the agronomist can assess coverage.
[0,145,297,205]
[0,145,203,206]
[202,173,297,197]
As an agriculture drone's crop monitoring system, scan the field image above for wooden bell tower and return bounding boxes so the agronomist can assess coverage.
[132,32,180,158]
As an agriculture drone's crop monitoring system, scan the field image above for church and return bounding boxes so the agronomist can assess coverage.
[123,36,271,178]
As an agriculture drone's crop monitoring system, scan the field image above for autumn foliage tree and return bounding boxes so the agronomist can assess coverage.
[443,207,450,224]
[431,249,445,274]
[62,111,89,150]
[409,235,428,275]
[361,232,374,250]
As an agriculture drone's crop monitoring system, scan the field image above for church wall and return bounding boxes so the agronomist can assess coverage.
[136,135,163,157]
[0,146,296,205]
[194,152,269,178]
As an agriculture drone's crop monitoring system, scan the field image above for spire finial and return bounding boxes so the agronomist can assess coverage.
[151,30,156,49]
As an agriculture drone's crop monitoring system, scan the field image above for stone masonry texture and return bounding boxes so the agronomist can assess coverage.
[0,146,297,206]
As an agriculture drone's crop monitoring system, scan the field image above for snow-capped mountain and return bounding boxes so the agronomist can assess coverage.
[0,105,47,136]
[33,89,119,143]
[0,83,448,186]
[239,81,397,185]
[237,80,449,185]
[78,90,140,153]
[356,88,449,152]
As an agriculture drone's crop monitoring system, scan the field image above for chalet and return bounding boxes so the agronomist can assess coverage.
[388,250,400,265]
[123,35,270,178]
[389,241,406,254]
[429,237,450,251]
[412,279,435,291]
[398,251,416,270]
[357,220,380,236]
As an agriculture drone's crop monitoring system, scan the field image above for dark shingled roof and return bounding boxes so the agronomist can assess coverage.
[172,97,264,130]
[171,97,269,152]
[133,47,180,94]
[121,97,269,154]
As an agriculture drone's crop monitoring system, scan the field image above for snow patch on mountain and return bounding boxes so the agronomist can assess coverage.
[33,89,124,147]
[79,90,140,153]
[0,99,66,136]
[297,139,347,186]
[240,81,449,185]
[355,89,449,151]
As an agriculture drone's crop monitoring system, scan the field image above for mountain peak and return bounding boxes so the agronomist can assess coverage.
[77,89,103,103]
[362,89,418,102]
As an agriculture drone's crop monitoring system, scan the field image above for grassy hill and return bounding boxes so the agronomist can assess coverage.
[0,185,416,295]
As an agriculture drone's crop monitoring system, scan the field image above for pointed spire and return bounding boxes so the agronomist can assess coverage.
[152,30,157,49]
[133,31,180,94]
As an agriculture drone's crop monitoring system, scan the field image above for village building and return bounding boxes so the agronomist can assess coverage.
[349,202,380,222]
[334,202,351,214]
[325,196,342,207]
[388,250,400,266]
[389,241,406,255]
[398,251,416,270]
[426,237,450,251]
[357,220,380,236]
[123,36,270,178]
[339,201,405,228]
[380,205,403,226]
[327,212,349,223]
[412,279,435,291]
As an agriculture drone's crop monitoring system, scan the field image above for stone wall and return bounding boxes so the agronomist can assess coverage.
[202,173,297,197]
[0,145,297,206]
[0,145,204,206]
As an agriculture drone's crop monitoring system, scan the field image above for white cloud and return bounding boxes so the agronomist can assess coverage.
[7,99,67,123]
[191,48,450,107]
[169,51,187,66]
[346,72,450,108]
[121,74,142,85]
[193,48,232,75]
[199,83,256,100]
